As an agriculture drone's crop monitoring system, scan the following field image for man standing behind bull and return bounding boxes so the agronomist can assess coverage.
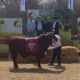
[44,17,52,33]
[52,17,60,35]
[26,15,35,37]
[35,16,44,36]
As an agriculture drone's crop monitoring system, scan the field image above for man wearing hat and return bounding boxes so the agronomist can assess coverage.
[35,16,44,36]
[44,17,52,33]
[52,17,60,35]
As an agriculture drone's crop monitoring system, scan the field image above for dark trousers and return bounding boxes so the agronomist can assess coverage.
[51,47,61,65]
[37,30,43,36]
[28,31,34,37]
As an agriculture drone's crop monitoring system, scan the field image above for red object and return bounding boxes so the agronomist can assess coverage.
[25,37,39,52]
[51,31,54,34]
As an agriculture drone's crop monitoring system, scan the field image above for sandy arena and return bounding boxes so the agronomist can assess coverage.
[0,58,80,80]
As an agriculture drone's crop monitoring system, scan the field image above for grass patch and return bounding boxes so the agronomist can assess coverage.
[0,31,22,36]
[0,25,71,51]
[34,25,71,41]
[34,31,37,37]
[0,44,8,51]
[78,28,80,32]
[77,43,80,50]
[59,25,71,41]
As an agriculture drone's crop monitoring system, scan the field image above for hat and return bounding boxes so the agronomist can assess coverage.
[53,17,58,20]
[47,16,50,19]
[51,31,54,34]
[38,16,40,18]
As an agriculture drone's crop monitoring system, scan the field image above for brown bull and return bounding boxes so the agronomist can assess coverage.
[9,33,55,68]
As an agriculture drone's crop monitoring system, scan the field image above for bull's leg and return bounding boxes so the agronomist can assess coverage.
[11,53,18,68]
[36,56,41,68]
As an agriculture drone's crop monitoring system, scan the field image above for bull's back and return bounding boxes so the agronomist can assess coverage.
[9,37,26,53]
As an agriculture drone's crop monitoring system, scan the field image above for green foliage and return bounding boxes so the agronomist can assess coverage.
[34,25,71,41]
[38,14,46,21]
[0,19,7,31]
[36,9,71,23]
[0,31,22,36]
[31,11,36,16]
[54,9,71,23]
[0,44,8,51]
[34,31,37,37]
[16,19,21,24]
[78,28,80,32]
[37,10,55,21]
[59,25,71,41]
[0,24,7,31]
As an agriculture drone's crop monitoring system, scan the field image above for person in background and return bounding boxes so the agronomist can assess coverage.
[52,17,60,35]
[49,32,61,66]
[26,15,35,37]
[35,16,44,36]
[44,17,52,33]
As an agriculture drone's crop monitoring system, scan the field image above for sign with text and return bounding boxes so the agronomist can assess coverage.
[0,18,22,36]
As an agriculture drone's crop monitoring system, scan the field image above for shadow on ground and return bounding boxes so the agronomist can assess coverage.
[9,65,66,74]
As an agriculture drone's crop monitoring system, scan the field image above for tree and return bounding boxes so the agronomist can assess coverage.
[54,9,71,23]
[0,0,43,34]
[0,0,80,35]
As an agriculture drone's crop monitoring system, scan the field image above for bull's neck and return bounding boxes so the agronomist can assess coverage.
[45,35,52,51]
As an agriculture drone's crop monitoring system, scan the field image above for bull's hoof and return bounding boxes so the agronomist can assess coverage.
[38,66,42,68]
[14,66,18,69]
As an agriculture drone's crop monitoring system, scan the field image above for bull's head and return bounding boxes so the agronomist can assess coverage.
[47,32,58,42]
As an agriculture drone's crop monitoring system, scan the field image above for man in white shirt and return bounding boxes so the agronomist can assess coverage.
[49,34,61,66]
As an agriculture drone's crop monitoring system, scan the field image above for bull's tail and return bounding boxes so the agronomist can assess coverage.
[8,50,11,59]
[8,41,11,59]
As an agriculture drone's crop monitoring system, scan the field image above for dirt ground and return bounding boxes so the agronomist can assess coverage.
[0,58,80,80]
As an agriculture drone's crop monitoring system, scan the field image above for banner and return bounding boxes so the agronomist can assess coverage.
[68,0,74,11]
[0,18,22,51]
[20,0,25,12]
[0,18,22,35]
